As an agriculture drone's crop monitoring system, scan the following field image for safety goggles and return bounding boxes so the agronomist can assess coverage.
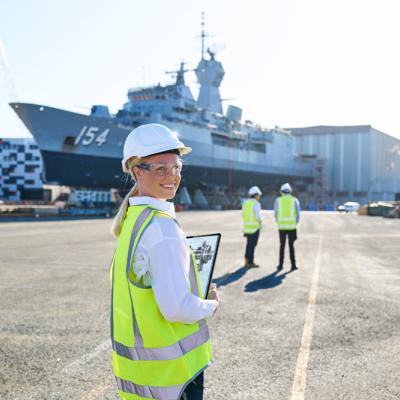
[136,161,183,177]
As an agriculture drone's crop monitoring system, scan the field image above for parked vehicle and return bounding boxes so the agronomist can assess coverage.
[337,201,361,213]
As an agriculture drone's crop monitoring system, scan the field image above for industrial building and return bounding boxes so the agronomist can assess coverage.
[291,125,400,206]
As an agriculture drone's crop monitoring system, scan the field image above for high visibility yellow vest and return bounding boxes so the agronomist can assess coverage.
[242,198,261,234]
[110,205,212,400]
[277,195,297,230]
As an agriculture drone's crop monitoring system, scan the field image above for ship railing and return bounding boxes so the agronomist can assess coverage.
[248,131,274,143]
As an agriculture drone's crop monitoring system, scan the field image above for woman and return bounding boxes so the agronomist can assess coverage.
[110,123,219,400]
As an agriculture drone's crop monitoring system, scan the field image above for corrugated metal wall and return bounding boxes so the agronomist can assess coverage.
[292,125,400,202]
[370,128,400,200]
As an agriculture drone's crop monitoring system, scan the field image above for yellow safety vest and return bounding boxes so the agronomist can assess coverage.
[277,195,297,230]
[242,198,261,234]
[110,205,212,400]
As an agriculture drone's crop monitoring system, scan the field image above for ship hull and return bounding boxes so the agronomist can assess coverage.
[10,102,313,190]
[41,150,306,189]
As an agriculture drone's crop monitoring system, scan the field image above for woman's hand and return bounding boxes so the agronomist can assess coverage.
[207,283,219,301]
[207,283,220,315]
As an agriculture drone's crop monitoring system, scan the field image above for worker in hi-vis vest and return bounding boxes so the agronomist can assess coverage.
[274,183,301,271]
[110,124,220,400]
[242,186,263,268]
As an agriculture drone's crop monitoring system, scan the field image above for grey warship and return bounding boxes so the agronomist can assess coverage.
[10,27,313,192]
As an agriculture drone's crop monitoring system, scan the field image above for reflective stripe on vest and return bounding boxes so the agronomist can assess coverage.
[277,196,297,230]
[111,206,212,400]
[242,199,260,234]
[116,377,183,400]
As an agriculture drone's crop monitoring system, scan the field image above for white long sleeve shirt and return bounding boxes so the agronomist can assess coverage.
[253,200,262,223]
[128,196,217,324]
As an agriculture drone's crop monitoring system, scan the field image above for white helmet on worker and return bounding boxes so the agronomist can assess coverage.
[280,183,292,193]
[248,186,262,196]
[121,124,192,172]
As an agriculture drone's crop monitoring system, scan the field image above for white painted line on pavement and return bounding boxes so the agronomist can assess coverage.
[290,235,323,400]
[14,340,112,400]
[61,339,111,375]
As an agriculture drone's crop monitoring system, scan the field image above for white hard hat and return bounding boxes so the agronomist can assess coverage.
[280,183,292,193]
[121,124,192,172]
[248,186,262,196]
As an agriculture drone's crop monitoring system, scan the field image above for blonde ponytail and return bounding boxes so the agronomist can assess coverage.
[110,157,141,237]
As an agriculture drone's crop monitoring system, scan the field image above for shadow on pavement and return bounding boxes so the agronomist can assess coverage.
[213,266,250,288]
[244,269,292,292]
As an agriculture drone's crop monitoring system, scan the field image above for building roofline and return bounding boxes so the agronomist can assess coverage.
[287,125,372,135]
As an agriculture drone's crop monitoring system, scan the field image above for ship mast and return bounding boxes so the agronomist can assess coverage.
[201,12,206,60]
[166,62,189,86]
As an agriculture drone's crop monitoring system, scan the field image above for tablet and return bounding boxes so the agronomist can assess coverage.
[187,233,221,299]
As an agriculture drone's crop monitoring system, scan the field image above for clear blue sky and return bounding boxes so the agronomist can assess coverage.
[1,0,400,138]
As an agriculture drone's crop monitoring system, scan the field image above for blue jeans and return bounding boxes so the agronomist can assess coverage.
[180,372,204,400]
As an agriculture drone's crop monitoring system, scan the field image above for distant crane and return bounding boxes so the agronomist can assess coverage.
[0,39,29,137]
[0,39,19,101]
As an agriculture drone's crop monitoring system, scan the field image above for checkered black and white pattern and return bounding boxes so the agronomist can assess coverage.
[0,138,43,201]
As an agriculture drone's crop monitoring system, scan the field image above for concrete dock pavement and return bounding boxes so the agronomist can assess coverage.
[0,211,399,399]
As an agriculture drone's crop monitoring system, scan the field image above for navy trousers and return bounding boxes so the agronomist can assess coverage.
[279,229,297,266]
[244,229,260,264]
[180,372,204,400]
